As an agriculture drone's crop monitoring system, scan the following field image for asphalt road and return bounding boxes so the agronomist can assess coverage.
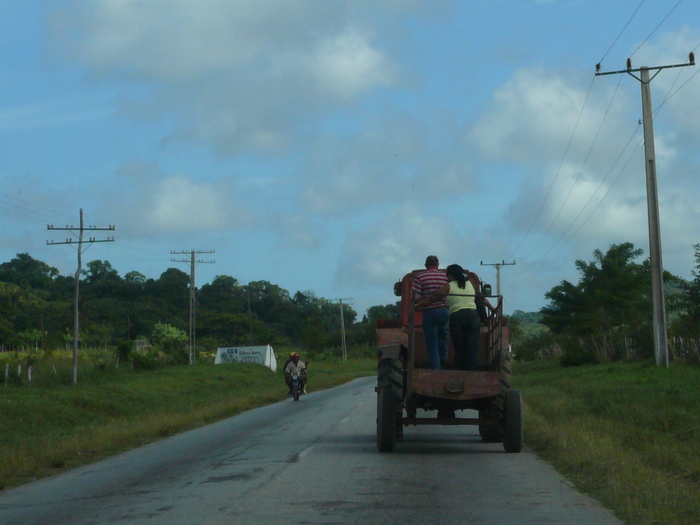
[0,377,623,525]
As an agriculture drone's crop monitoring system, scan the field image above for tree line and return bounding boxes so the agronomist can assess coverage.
[0,253,399,360]
[6,241,697,367]
[512,242,700,365]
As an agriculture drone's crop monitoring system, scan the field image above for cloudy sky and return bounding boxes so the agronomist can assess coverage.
[1,0,699,318]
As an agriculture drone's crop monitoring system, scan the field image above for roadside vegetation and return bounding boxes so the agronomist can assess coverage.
[514,359,700,525]
[0,349,376,490]
[509,242,700,525]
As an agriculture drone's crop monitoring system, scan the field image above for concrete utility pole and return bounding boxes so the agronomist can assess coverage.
[333,298,354,360]
[596,52,695,367]
[246,287,253,345]
[47,209,115,384]
[171,249,215,365]
[480,260,516,297]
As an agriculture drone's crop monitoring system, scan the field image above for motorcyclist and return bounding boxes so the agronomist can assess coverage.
[282,351,295,373]
[284,352,307,395]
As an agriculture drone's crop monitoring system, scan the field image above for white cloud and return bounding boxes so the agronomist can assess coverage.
[310,27,397,99]
[298,113,475,217]
[49,1,410,155]
[267,212,325,250]
[337,207,457,287]
[0,96,110,131]
[149,175,228,231]
[96,165,251,236]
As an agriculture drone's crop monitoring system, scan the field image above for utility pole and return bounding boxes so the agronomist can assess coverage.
[246,287,253,345]
[596,52,695,367]
[47,209,115,384]
[480,260,516,297]
[171,249,215,365]
[333,298,354,360]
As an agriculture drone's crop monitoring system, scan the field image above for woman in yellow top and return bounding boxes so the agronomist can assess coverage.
[418,264,481,370]
[443,264,481,370]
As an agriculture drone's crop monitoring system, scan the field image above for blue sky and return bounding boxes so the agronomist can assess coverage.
[1,1,699,319]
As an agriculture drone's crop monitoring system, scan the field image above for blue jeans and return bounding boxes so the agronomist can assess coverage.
[422,308,449,369]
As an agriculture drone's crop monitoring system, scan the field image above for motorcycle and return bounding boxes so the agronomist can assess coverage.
[291,372,302,401]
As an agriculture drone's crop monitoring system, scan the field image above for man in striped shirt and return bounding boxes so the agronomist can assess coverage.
[412,255,450,369]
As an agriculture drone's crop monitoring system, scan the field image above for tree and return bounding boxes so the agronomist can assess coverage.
[670,243,700,338]
[124,271,147,285]
[0,253,59,292]
[540,243,656,360]
[142,268,190,329]
[198,275,243,314]
[363,304,400,324]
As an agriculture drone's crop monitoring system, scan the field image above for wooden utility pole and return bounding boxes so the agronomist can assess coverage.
[47,209,115,384]
[596,52,695,367]
[480,260,516,297]
[171,249,215,364]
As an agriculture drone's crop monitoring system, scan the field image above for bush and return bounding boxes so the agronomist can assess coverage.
[150,323,188,365]
[560,345,599,367]
[513,332,559,362]
[115,340,133,363]
[131,352,159,371]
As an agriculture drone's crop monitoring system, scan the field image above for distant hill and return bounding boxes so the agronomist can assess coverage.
[508,310,548,340]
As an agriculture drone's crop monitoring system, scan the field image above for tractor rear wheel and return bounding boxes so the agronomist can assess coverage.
[479,347,512,443]
[377,387,397,452]
[377,358,402,452]
[503,389,523,453]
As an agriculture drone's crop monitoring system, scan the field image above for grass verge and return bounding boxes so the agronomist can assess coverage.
[0,359,376,490]
[514,359,700,525]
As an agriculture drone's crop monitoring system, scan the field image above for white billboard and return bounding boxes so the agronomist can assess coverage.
[214,345,277,372]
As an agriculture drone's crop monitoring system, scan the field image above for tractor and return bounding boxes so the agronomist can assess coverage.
[375,267,523,453]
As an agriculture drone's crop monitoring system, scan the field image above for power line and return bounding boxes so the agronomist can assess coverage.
[541,131,643,261]
[532,49,700,263]
[508,75,597,260]
[517,44,699,269]
[510,129,642,280]
[0,191,75,226]
[517,74,624,263]
[598,0,647,66]
[530,2,693,267]
[629,0,684,60]
[522,123,642,268]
